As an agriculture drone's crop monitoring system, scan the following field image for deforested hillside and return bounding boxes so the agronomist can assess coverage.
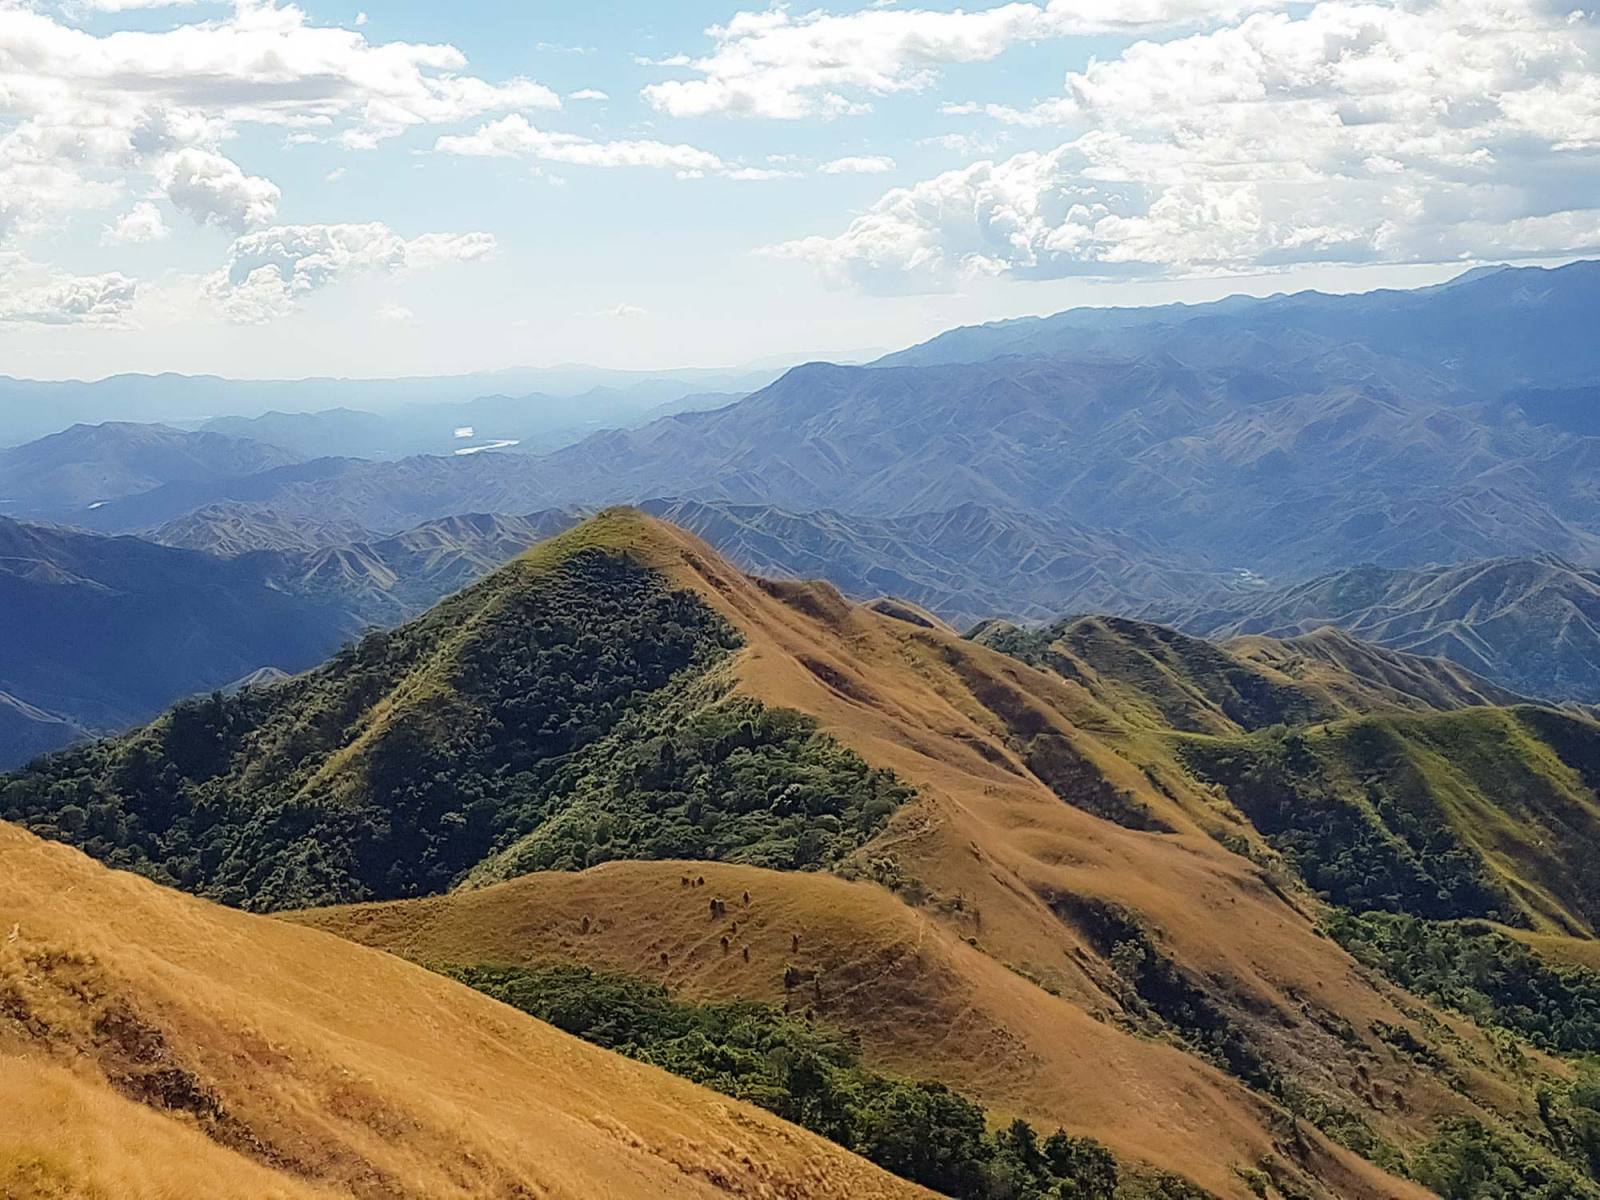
[14,510,1600,1199]
[0,822,927,1200]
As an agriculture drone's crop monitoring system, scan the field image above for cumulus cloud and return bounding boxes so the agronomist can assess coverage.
[821,155,896,174]
[0,0,558,245]
[75,0,200,9]
[641,0,1287,118]
[103,201,170,245]
[156,148,280,231]
[0,272,138,325]
[209,222,495,322]
[436,114,727,174]
[775,0,1600,289]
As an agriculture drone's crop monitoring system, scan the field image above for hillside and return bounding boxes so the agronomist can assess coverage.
[1160,556,1600,704]
[971,615,1522,738]
[0,691,91,769]
[0,517,358,768]
[151,502,380,554]
[13,511,1600,1198]
[0,821,926,1200]
[0,512,912,910]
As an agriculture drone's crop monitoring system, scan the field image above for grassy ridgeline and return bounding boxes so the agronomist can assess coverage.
[1,536,911,911]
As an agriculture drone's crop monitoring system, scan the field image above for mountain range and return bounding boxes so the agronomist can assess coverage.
[0,363,779,447]
[17,262,1594,595]
[12,511,1600,1198]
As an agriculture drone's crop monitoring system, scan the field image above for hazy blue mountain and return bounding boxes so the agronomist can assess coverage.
[19,264,1600,609]
[0,365,779,447]
[638,498,1243,629]
[0,516,359,766]
[239,509,588,626]
[881,260,1600,390]
[0,422,302,522]
[58,344,1600,583]
[199,388,747,461]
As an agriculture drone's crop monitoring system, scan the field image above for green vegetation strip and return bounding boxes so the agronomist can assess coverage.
[451,963,1207,1200]
[1326,912,1600,1056]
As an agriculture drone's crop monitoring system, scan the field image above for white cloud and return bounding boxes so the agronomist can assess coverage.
[376,302,415,323]
[209,222,495,322]
[157,148,280,231]
[0,0,558,247]
[103,201,170,245]
[583,302,649,319]
[436,114,726,173]
[725,165,800,180]
[641,0,1287,119]
[75,0,200,9]
[568,88,610,101]
[0,271,137,325]
[777,0,1600,289]
[821,155,896,174]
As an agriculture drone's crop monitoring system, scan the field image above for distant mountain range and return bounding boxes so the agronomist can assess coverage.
[7,260,1600,761]
[25,262,1594,586]
[1156,556,1600,704]
[883,260,1600,390]
[638,498,1245,628]
[200,386,745,461]
[0,421,301,519]
[0,516,357,766]
[0,364,780,447]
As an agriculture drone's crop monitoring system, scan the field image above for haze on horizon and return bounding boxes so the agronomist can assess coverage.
[0,0,1597,382]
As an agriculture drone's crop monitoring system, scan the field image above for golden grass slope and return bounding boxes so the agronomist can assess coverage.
[299,511,1484,1200]
[298,859,1381,1200]
[0,821,928,1200]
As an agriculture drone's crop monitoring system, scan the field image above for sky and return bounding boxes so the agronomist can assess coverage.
[0,0,1597,380]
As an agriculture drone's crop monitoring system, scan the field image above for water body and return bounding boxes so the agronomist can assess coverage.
[452,439,522,457]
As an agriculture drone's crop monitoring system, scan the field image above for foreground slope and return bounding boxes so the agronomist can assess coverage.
[0,821,926,1200]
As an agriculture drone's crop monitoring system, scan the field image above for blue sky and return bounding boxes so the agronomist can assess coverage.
[1,0,1595,379]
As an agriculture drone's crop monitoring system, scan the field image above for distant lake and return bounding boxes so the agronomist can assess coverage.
[453,439,521,457]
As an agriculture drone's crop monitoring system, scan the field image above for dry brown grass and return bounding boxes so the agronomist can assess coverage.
[0,822,929,1200]
[299,511,1475,1200]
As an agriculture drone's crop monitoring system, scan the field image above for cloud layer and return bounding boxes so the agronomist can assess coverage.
[0,0,541,322]
[642,0,1287,119]
[211,222,496,322]
[777,0,1600,289]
